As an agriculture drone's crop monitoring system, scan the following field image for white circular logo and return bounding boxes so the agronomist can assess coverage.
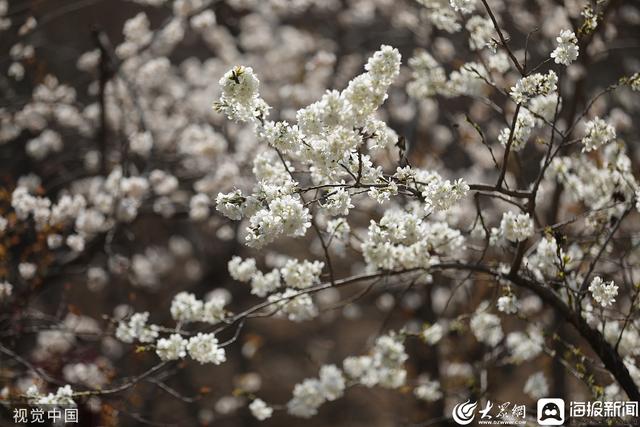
[452,399,478,425]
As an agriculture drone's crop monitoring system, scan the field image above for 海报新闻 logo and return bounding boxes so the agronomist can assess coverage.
[537,398,565,425]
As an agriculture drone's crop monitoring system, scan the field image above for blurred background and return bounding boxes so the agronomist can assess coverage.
[1,0,640,426]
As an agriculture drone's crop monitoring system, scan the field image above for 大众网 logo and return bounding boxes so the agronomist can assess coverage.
[452,399,478,425]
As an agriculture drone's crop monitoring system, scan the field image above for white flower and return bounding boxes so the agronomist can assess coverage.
[149,170,178,195]
[421,323,445,345]
[499,211,534,243]
[287,378,325,418]
[190,10,216,31]
[470,309,503,346]
[528,235,563,277]
[324,188,353,216]
[528,94,559,123]
[343,356,373,379]
[588,276,618,307]
[427,8,461,33]
[414,378,443,401]
[27,384,76,406]
[497,295,518,314]
[510,71,558,104]
[506,329,543,363]
[249,399,273,421]
[123,12,151,45]
[245,195,311,248]
[129,131,153,156]
[406,51,447,98]
[215,66,267,122]
[422,177,469,212]
[326,218,350,241]
[364,44,402,87]
[62,362,107,388]
[281,259,324,290]
[250,270,282,297]
[488,51,511,73]
[47,234,63,249]
[216,190,246,220]
[362,208,464,271]
[581,117,616,152]
[523,372,549,399]
[449,0,476,14]
[629,72,640,91]
[268,289,318,322]
[319,365,345,401]
[466,16,493,50]
[189,193,210,220]
[170,292,203,323]
[187,333,226,364]
[156,334,187,361]
[258,121,302,153]
[0,281,12,300]
[66,234,85,252]
[368,182,398,204]
[202,296,226,324]
[228,256,257,282]
[116,312,159,344]
[340,334,408,389]
[550,29,579,65]
[120,176,149,200]
[18,262,37,280]
[447,62,487,96]
[498,110,535,152]
[26,130,62,160]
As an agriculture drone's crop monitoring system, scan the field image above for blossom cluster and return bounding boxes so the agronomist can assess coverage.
[2,0,640,424]
[550,29,579,65]
[588,276,618,307]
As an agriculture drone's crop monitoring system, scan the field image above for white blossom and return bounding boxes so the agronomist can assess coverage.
[470,308,503,346]
[216,190,247,220]
[422,323,445,345]
[449,0,476,14]
[414,378,443,401]
[319,365,346,401]
[187,333,226,364]
[287,378,325,418]
[550,29,579,65]
[268,289,318,322]
[26,384,76,406]
[116,312,159,344]
[324,188,354,216]
[588,276,618,307]
[156,334,187,361]
[0,281,12,300]
[18,262,37,280]
[281,259,324,290]
[214,66,266,122]
[228,256,257,282]
[170,292,203,323]
[499,211,534,243]
[249,399,273,421]
[523,372,549,399]
[189,193,210,220]
[497,295,518,314]
[581,117,616,152]
[510,71,558,104]
[506,328,543,363]
[250,270,282,297]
